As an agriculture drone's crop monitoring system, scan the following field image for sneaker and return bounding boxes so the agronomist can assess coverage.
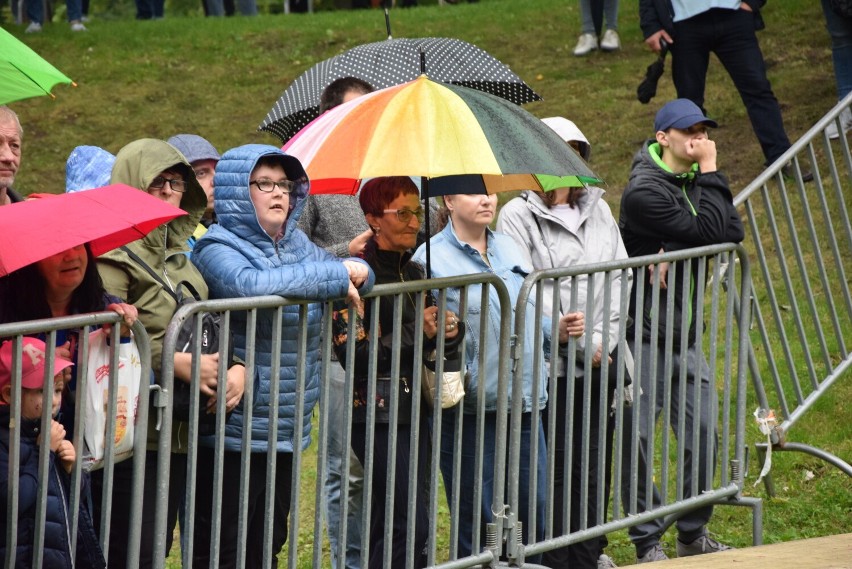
[676,533,734,557]
[637,543,669,563]
[70,20,87,31]
[24,21,42,33]
[780,162,814,183]
[573,33,598,56]
[598,553,618,568]
[826,107,852,140]
[600,29,621,51]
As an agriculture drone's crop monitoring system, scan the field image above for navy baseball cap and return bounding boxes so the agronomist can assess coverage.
[654,99,718,132]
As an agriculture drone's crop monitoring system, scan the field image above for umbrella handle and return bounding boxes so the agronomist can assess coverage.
[385,7,392,39]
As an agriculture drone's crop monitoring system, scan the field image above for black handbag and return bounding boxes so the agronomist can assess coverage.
[120,247,231,427]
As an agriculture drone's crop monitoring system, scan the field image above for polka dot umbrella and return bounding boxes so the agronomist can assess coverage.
[258,37,542,144]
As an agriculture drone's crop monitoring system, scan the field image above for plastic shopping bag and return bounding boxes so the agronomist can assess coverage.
[82,330,142,471]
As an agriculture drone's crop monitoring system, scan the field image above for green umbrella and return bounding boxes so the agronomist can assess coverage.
[0,27,75,105]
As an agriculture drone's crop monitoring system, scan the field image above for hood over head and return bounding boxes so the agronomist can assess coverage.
[542,116,591,161]
[111,138,206,247]
[213,144,310,246]
[167,134,220,165]
[66,146,116,193]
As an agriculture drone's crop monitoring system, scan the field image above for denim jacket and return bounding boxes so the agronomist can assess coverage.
[413,221,548,414]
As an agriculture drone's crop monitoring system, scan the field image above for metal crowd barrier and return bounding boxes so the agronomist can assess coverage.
[0,314,151,569]
[734,92,852,484]
[154,273,515,569]
[510,243,759,564]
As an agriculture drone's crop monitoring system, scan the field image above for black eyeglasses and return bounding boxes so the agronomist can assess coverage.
[250,179,295,194]
[148,176,187,193]
[383,207,424,223]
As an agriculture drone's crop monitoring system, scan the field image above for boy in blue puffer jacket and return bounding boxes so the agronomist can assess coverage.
[0,337,105,568]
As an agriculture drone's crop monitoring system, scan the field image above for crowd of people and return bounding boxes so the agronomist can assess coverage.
[0,59,753,569]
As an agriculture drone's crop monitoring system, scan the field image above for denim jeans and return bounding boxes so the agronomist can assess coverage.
[438,409,546,562]
[324,364,364,569]
[822,0,852,99]
[26,0,82,23]
[579,0,619,35]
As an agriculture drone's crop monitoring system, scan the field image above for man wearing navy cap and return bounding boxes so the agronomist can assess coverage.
[618,99,745,562]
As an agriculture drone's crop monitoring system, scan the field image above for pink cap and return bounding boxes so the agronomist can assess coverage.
[0,337,74,390]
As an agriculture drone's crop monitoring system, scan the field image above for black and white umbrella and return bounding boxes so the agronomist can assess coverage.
[258,36,543,143]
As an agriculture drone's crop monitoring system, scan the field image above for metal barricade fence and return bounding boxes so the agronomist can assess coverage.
[154,273,517,569]
[511,243,758,563]
[0,314,151,569]
[733,92,852,482]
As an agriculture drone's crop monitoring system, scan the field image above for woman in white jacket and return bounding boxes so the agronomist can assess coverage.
[495,117,631,569]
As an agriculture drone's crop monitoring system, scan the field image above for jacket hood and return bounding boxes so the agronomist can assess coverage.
[213,144,310,247]
[111,138,205,248]
[65,145,115,193]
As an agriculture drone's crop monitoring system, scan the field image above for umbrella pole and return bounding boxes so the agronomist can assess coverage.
[385,7,392,39]
[423,177,432,279]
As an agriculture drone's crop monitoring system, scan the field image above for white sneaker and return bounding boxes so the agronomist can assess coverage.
[826,107,852,140]
[600,29,621,51]
[574,33,598,56]
[25,21,42,33]
[598,553,618,568]
[70,21,87,31]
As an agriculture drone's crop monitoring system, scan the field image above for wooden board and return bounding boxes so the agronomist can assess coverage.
[648,533,852,568]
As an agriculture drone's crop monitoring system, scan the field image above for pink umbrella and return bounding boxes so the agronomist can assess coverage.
[0,183,185,277]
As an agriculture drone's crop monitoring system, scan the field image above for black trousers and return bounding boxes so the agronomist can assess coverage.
[671,8,791,165]
[541,371,615,569]
[192,448,294,569]
[91,450,185,569]
[351,419,429,569]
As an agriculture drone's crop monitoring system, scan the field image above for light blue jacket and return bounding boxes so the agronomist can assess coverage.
[192,144,374,452]
[413,221,548,414]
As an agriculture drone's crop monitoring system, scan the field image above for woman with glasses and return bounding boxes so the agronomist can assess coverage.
[413,193,585,562]
[95,138,246,567]
[190,144,374,568]
[330,176,461,569]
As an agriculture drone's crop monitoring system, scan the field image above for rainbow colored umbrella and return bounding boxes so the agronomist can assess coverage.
[0,27,75,105]
[284,75,600,186]
[283,75,601,273]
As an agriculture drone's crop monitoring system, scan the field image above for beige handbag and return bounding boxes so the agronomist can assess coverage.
[422,322,467,409]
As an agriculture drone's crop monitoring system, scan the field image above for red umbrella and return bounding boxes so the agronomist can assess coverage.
[0,183,186,277]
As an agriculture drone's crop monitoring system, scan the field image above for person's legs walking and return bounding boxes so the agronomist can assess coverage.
[821,0,852,137]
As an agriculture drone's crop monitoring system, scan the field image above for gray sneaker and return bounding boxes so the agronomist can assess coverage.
[637,543,669,563]
[676,533,733,557]
[597,553,618,568]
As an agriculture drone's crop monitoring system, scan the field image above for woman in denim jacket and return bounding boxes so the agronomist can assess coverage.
[412,193,584,560]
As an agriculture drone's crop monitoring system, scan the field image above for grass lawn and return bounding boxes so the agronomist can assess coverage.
[3,0,849,566]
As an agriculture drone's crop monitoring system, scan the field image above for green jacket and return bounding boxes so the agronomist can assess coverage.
[96,138,208,450]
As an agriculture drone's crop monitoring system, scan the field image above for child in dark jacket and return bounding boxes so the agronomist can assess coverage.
[0,337,105,569]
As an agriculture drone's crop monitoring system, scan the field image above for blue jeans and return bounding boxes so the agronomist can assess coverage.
[822,0,852,100]
[27,0,82,23]
[579,0,619,35]
[324,364,364,569]
[438,409,546,562]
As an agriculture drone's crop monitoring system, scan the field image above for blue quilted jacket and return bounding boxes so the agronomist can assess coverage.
[192,144,374,452]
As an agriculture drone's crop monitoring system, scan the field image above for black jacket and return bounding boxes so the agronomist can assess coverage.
[639,0,766,39]
[619,141,745,346]
[0,407,105,568]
